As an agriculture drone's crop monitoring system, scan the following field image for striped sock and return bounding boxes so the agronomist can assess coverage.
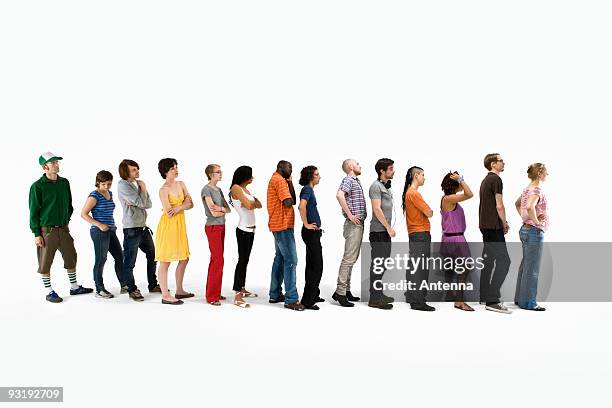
[67,271,79,289]
[42,275,53,294]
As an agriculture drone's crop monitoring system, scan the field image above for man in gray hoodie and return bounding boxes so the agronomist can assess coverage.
[117,159,160,295]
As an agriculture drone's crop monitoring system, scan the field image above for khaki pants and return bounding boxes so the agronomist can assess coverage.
[37,226,77,274]
[336,219,364,295]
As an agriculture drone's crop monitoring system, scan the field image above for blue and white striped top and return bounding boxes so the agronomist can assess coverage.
[89,190,115,230]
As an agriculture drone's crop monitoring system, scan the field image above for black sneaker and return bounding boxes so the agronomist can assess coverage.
[368,299,393,310]
[95,289,114,299]
[346,291,360,302]
[269,293,285,304]
[332,292,354,307]
[46,290,63,303]
[410,303,436,312]
[70,285,94,296]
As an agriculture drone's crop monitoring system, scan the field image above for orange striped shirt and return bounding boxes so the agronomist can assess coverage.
[267,172,294,232]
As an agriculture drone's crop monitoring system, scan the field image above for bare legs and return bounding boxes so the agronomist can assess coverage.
[158,258,190,302]
[175,258,189,296]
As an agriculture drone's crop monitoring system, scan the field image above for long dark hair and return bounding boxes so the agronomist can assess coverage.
[401,166,423,213]
[229,166,253,206]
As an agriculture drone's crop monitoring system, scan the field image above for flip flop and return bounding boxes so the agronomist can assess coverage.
[454,303,475,312]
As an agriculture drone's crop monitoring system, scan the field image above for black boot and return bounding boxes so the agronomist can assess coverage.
[346,290,360,302]
[332,292,355,307]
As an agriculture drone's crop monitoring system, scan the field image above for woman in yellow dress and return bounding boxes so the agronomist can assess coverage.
[155,158,194,305]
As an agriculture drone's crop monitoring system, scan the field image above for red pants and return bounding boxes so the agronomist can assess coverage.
[205,225,225,302]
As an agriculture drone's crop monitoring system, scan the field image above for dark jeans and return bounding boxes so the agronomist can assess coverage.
[233,228,255,291]
[122,227,158,292]
[301,227,323,307]
[406,231,431,305]
[90,227,124,292]
[480,228,511,304]
[369,230,391,300]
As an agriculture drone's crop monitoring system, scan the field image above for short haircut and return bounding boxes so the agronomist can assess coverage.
[118,159,139,180]
[95,170,113,187]
[484,153,500,171]
[527,163,546,181]
[299,165,318,186]
[375,158,394,178]
[205,164,220,180]
[158,158,178,179]
[342,159,355,174]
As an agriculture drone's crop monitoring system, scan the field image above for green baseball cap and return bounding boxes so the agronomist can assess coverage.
[39,151,63,165]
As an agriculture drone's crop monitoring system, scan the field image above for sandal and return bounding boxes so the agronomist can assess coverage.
[207,300,222,306]
[454,302,475,312]
[234,297,251,308]
[242,289,258,298]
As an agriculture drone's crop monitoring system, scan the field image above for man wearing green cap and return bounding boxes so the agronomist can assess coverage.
[29,152,93,303]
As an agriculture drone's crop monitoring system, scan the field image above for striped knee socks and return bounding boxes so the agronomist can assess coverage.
[42,274,53,294]
[67,271,79,289]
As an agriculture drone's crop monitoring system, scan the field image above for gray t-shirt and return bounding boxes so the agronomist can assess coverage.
[201,184,228,225]
[369,180,393,232]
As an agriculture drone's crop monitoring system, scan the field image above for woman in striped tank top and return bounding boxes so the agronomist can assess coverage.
[81,170,129,299]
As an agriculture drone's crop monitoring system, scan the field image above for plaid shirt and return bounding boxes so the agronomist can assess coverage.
[338,176,367,220]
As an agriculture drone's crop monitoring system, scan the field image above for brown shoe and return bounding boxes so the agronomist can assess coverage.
[284,302,305,311]
[149,285,162,293]
[129,289,145,302]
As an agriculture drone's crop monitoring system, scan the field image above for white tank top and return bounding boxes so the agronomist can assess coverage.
[232,188,256,232]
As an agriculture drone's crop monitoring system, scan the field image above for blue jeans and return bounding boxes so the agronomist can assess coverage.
[514,225,545,309]
[122,227,158,292]
[269,229,299,304]
[90,227,124,292]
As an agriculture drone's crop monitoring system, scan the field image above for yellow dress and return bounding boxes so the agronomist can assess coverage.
[155,191,190,262]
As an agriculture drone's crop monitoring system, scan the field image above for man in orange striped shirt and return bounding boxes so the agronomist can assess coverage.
[266,160,304,311]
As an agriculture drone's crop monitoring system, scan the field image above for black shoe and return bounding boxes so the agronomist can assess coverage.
[269,293,285,304]
[303,303,320,310]
[346,291,360,302]
[70,285,94,296]
[315,297,325,303]
[410,303,436,312]
[332,292,354,307]
[368,299,393,310]
[381,293,394,303]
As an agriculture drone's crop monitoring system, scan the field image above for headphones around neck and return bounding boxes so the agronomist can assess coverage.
[379,179,391,189]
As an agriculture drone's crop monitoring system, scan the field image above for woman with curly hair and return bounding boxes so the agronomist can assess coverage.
[298,165,324,310]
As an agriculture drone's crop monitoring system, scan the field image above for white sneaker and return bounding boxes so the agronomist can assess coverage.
[485,303,512,314]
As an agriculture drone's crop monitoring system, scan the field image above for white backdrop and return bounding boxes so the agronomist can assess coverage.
[2,1,611,407]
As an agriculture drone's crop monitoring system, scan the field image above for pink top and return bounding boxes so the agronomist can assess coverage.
[520,186,548,232]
